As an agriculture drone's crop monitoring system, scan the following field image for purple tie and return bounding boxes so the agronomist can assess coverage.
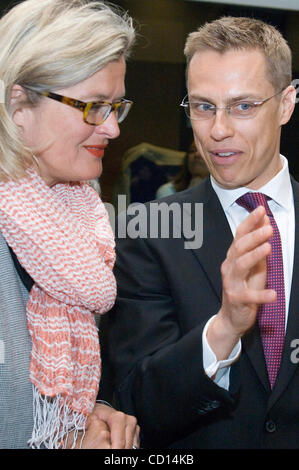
[236,192,285,388]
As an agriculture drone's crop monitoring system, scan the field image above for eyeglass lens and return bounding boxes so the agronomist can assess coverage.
[86,102,131,125]
[185,102,260,120]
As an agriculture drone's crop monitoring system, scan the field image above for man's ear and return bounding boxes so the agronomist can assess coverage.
[280,85,296,126]
[10,84,29,129]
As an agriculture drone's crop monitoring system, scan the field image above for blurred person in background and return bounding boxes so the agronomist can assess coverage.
[156,140,209,198]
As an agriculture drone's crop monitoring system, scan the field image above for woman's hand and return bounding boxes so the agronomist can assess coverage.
[64,403,140,449]
[92,402,140,449]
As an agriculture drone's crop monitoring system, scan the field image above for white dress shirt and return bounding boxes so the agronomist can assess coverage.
[202,155,295,389]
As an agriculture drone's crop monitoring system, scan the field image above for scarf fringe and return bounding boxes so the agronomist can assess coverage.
[28,385,87,449]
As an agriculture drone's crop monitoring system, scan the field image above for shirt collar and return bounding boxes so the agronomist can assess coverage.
[211,155,293,212]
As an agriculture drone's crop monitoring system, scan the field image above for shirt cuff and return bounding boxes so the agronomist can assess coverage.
[202,315,241,380]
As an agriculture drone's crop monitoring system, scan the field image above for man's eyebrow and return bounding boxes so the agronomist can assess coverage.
[189,93,261,103]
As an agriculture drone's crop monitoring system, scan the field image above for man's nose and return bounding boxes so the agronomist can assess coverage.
[209,109,235,141]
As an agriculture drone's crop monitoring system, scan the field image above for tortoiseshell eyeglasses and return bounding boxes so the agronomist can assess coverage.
[23,87,133,126]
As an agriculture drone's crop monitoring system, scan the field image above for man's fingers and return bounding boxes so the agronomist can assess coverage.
[231,223,273,260]
[234,206,268,241]
[234,240,271,275]
[236,287,277,306]
[227,212,272,261]
[222,238,271,282]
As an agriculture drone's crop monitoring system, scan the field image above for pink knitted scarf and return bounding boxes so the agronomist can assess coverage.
[0,170,116,448]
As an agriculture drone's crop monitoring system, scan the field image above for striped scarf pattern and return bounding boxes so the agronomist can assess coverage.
[0,170,116,448]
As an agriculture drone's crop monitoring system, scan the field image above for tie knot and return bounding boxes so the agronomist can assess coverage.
[236,192,272,216]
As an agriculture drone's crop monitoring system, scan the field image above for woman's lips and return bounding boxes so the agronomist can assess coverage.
[84,145,107,158]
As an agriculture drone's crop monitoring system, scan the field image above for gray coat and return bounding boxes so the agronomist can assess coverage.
[0,232,33,448]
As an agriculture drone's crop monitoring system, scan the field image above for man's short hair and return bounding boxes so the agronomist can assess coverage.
[184,16,292,92]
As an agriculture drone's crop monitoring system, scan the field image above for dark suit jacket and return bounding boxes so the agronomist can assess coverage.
[105,176,299,449]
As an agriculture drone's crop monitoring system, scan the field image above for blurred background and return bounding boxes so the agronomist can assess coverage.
[1,0,298,203]
[99,0,299,206]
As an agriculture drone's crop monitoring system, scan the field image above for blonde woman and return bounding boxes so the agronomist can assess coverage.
[0,0,139,449]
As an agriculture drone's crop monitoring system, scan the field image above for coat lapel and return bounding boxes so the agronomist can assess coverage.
[242,321,271,393]
[180,178,233,302]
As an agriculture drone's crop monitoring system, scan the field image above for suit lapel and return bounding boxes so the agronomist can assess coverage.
[180,178,233,302]
[242,321,271,393]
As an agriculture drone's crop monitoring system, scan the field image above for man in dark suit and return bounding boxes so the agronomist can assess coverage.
[105,16,298,448]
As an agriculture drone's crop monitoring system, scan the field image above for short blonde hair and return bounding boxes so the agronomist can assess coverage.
[184,16,292,92]
[0,0,135,181]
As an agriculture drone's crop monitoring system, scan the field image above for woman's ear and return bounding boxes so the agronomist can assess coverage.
[10,84,29,129]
